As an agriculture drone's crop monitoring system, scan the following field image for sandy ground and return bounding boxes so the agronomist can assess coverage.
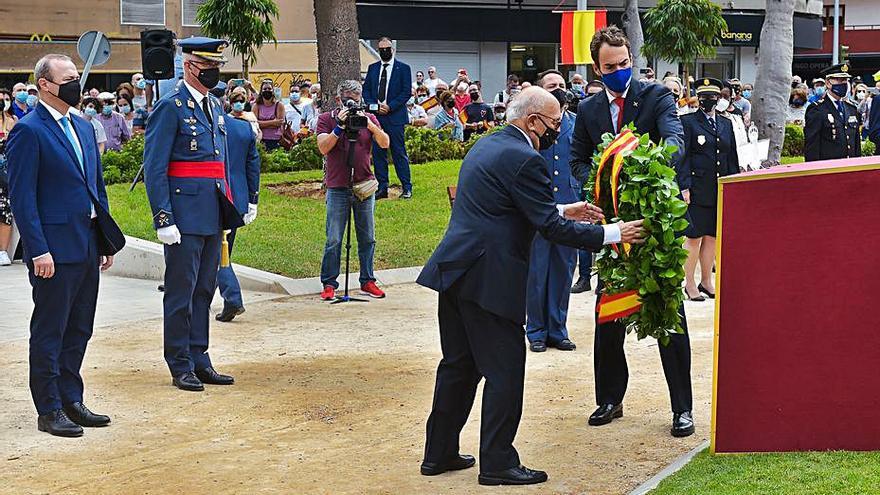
[0,283,714,495]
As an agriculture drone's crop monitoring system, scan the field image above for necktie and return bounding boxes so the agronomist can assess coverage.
[378,63,389,103]
[59,116,84,174]
[708,116,717,133]
[202,97,212,127]
[836,100,844,118]
[614,97,625,132]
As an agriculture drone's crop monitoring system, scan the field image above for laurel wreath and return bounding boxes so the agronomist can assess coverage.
[586,126,690,345]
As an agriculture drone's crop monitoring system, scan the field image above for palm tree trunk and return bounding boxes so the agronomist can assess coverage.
[623,0,647,71]
[752,0,795,166]
[242,54,249,79]
[313,0,361,106]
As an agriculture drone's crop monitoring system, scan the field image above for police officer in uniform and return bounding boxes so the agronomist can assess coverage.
[526,70,581,353]
[144,37,243,391]
[678,78,739,302]
[804,63,861,162]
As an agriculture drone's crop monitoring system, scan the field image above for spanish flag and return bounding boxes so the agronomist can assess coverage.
[560,10,607,65]
[597,289,642,324]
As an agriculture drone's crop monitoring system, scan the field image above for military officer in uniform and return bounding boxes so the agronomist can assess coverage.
[678,78,739,302]
[804,63,861,163]
[144,37,243,392]
[526,70,581,353]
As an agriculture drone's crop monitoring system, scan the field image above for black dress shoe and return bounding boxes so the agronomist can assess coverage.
[215,305,245,322]
[37,409,84,437]
[672,411,695,437]
[529,340,547,352]
[420,454,476,476]
[478,465,548,486]
[552,339,577,351]
[63,402,111,427]
[195,367,235,385]
[173,371,204,391]
[698,284,716,299]
[684,289,705,302]
[570,276,592,294]
[588,403,623,426]
[375,190,388,200]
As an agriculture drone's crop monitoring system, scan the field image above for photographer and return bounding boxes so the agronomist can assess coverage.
[316,80,390,301]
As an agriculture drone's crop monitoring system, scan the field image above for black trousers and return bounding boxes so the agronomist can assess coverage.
[424,282,525,473]
[593,280,693,414]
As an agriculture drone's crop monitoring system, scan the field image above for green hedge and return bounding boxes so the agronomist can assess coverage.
[100,124,502,184]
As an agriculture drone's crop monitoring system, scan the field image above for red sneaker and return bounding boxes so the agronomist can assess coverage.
[320,285,336,301]
[360,281,386,299]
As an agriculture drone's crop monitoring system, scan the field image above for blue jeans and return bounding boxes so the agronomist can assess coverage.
[320,188,376,288]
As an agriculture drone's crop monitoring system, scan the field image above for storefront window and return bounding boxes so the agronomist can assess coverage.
[508,43,558,84]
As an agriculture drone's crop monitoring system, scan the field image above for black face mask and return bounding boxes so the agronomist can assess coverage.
[469,92,480,101]
[192,66,219,89]
[699,97,718,113]
[532,115,560,151]
[550,88,568,110]
[49,78,82,107]
[379,47,393,62]
[444,100,455,109]
[262,90,274,100]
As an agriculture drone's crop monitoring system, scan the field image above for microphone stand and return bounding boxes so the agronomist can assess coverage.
[331,124,368,305]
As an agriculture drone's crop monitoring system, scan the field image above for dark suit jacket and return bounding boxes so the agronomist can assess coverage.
[869,99,880,151]
[417,125,605,325]
[362,59,412,126]
[225,116,261,215]
[6,103,110,263]
[679,111,740,207]
[570,77,685,186]
[804,97,862,162]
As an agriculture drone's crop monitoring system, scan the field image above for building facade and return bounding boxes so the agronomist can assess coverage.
[0,0,827,97]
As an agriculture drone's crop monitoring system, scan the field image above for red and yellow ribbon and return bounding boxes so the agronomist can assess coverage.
[594,129,643,322]
[597,289,642,323]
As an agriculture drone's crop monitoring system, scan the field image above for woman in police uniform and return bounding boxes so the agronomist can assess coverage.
[678,78,739,301]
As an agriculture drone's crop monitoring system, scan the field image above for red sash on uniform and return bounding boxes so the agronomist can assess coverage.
[168,161,233,202]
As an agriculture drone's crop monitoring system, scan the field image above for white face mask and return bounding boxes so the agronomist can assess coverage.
[716,98,730,112]
[857,91,867,99]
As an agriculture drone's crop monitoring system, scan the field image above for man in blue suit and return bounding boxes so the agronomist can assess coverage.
[363,36,413,199]
[144,37,243,392]
[525,70,582,353]
[7,54,114,437]
[215,113,261,322]
[418,87,646,486]
[570,26,694,438]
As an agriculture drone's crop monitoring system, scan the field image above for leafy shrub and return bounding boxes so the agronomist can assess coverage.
[289,136,323,170]
[101,134,145,184]
[862,139,876,156]
[782,124,804,157]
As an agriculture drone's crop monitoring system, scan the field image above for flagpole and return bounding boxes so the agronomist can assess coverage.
[576,0,588,76]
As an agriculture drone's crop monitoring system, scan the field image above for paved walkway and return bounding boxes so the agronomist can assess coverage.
[0,262,283,343]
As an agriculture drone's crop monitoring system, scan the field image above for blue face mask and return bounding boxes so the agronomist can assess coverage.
[15,91,28,104]
[84,107,97,117]
[274,88,282,99]
[291,92,301,102]
[232,101,245,112]
[571,83,584,93]
[102,105,113,116]
[136,79,147,90]
[26,94,38,108]
[742,90,752,99]
[830,82,849,98]
[119,105,131,114]
[814,86,826,97]
[600,67,632,94]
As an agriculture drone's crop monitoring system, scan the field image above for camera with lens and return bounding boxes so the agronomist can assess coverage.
[341,98,369,132]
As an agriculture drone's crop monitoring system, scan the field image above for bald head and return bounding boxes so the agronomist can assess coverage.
[506,87,562,149]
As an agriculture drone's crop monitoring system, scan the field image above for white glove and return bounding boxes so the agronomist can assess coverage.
[157,225,182,245]
[243,203,258,225]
